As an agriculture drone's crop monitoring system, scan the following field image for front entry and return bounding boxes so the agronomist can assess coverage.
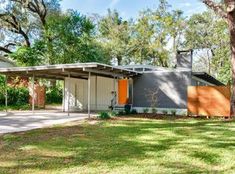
[118,79,128,105]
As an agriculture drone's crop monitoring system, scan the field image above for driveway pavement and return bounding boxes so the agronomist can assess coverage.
[0,111,89,134]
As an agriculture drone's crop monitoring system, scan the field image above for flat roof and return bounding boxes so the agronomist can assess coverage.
[0,63,141,80]
[192,72,224,86]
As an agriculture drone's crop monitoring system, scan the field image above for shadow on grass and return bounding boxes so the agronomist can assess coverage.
[0,118,234,173]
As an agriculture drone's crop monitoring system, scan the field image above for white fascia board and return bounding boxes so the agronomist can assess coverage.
[0,63,99,73]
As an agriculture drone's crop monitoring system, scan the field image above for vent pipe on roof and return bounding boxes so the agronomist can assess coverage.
[176,50,193,69]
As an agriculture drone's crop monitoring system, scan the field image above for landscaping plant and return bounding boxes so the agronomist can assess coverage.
[98,112,111,119]
[171,110,176,116]
[124,104,131,114]
[143,108,149,114]
[131,109,138,114]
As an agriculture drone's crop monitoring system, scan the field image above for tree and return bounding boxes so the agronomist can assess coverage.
[0,0,109,66]
[98,9,131,65]
[185,11,231,83]
[0,0,58,54]
[0,0,60,65]
[41,10,109,64]
[129,0,184,67]
[202,0,235,113]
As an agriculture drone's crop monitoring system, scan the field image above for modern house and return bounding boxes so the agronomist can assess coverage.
[0,50,225,116]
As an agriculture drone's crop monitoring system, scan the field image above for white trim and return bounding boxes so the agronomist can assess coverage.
[67,73,71,116]
[132,107,187,115]
[62,79,65,112]
[32,74,35,114]
[88,72,91,118]
[0,62,140,75]
[5,75,8,113]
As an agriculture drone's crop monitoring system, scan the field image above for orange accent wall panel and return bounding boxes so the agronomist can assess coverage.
[118,80,128,105]
[188,86,231,117]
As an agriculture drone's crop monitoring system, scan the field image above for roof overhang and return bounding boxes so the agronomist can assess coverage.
[0,63,141,80]
[192,72,224,86]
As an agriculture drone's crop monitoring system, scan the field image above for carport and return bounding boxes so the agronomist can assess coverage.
[0,63,140,118]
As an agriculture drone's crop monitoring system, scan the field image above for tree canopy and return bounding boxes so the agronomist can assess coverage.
[0,0,232,84]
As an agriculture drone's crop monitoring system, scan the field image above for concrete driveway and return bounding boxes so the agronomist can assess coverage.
[0,111,89,134]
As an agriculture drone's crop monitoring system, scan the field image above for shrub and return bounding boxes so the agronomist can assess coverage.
[171,110,176,116]
[124,104,131,114]
[46,86,62,104]
[162,110,168,115]
[110,111,118,117]
[143,108,149,114]
[152,107,157,114]
[0,87,29,106]
[98,112,111,120]
[131,109,138,114]
[118,110,125,116]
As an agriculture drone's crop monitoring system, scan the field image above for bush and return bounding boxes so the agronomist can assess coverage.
[46,86,63,104]
[118,110,125,116]
[98,112,111,119]
[152,107,157,114]
[124,104,131,114]
[162,110,168,115]
[143,108,149,114]
[0,87,29,106]
[171,110,176,116]
[109,111,118,117]
[131,109,138,114]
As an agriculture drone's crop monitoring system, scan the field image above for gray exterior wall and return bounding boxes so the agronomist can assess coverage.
[133,70,192,109]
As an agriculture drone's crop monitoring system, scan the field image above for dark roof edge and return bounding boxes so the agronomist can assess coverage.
[192,72,225,86]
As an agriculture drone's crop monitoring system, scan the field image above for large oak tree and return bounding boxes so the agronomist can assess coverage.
[202,0,235,114]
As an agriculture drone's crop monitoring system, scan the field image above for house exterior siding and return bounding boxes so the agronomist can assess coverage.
[133,70,192,109]
[64,76,117,111]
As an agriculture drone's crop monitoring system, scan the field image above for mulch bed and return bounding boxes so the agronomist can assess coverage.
[111,114,234,120]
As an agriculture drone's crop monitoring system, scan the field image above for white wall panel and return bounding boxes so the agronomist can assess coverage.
[64,76,117,111]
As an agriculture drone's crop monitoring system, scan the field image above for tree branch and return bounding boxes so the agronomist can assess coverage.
[5,43,16,48]
[0,46,12,54]
[10,0,47,26]
[202,0,228,19]
[0,13,31,47]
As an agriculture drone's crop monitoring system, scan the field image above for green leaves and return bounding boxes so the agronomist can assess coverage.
[10,41,46,66]
[185,11,231,84]
[98,9,133,65]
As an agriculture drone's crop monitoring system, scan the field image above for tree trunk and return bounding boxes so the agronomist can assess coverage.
[117,55,122,65]
[227,8,235,115]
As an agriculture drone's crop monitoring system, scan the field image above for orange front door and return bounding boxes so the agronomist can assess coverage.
[118,80,128,105]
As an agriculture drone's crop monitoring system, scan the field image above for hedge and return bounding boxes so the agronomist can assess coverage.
[46,87,63,104]
[0,87,29,106]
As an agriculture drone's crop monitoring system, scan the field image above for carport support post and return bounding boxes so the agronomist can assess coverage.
[67,73,71,116]
[5,75,8,113]
[62,79,66,112]
[113,76,116,111]
[32,74,35,114]
[88,72,91,119]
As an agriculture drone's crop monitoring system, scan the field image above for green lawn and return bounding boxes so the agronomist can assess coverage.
[0,117,235,174]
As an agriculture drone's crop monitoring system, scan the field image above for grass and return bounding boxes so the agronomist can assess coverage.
[0,117,235,174]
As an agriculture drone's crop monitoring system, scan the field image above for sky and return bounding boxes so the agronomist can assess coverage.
[60,0,208,19]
